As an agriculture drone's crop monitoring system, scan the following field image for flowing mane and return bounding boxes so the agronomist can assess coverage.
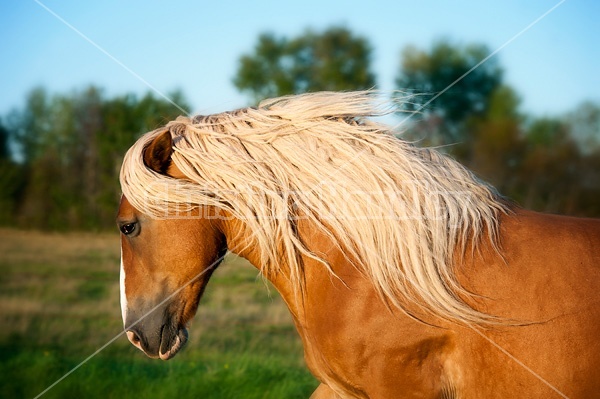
[120,91,508,324]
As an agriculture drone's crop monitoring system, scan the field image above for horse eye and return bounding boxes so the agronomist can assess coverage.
[120,222,137,235]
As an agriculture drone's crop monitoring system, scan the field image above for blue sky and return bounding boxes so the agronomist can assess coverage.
[1,0,598,118]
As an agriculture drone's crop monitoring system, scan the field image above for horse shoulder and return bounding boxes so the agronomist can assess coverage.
[290,226,462,398]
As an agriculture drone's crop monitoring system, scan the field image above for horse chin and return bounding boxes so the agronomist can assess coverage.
[158,327,188,361]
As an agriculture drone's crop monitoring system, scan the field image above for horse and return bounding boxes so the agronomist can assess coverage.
[117,91,600,398]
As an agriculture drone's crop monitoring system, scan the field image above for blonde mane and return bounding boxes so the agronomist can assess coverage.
[120,91,507,325]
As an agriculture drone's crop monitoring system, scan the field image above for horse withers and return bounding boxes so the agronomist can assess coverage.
[117,92,600,398]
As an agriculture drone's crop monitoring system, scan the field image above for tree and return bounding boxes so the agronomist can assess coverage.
[464,85,525,193]
[518,117,582,213]
[566,101,600,154]
[563,101,600,215]
[0,118,9,160]
[395,39,503,143]
[233,27,376,103]
[0,118,23,225]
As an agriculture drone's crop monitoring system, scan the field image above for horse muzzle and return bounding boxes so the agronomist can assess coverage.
[124,305,189,360]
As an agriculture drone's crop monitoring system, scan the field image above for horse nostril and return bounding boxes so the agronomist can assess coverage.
[126,330,143,351]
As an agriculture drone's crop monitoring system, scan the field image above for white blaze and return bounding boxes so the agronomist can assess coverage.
[119,246,128,327]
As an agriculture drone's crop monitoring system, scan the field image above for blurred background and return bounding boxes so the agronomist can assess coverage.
[1,0,598,397]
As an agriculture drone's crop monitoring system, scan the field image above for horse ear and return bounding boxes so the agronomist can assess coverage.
[143,130,173,174]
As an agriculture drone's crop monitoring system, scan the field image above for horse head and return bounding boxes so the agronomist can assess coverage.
[117,130,226,360]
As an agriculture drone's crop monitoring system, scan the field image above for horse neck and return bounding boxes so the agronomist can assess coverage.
[216,215,303,315]
[219,217,342,324]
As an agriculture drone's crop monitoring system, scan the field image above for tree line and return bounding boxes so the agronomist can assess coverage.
[0,87,187,230]
[1,26,599,230]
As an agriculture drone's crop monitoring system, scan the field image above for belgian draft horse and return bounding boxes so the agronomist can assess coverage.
[117,92,600,398]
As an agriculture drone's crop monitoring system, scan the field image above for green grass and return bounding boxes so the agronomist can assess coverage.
[0,229,317,398]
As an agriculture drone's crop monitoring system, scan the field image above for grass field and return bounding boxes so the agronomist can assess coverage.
[0,229,317,398]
